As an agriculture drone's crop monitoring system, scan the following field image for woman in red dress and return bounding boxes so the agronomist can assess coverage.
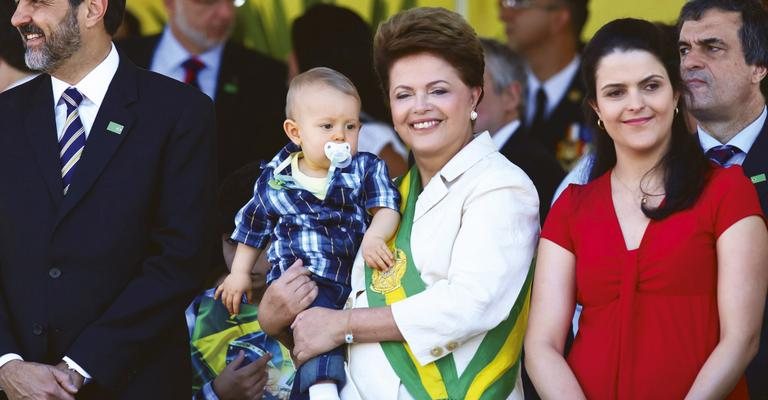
[525,19,768,399]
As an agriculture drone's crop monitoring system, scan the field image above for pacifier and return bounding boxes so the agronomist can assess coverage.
[324,142,352,168]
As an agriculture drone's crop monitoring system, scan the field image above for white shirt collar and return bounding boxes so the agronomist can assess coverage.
[491,119,521,150]
[697,106,767,155]
[526,56,581,122]
[51,43,119,108]
[152,27,224,99]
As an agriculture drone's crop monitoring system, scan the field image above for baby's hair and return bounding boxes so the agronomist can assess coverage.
[285,67,361,119]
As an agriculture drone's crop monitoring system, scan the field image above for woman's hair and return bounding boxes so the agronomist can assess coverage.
[582,18,710,220]
[373,7,484,99]
[291,4,389,122]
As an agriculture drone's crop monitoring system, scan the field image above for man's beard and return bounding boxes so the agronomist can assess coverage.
[19,7,81,72]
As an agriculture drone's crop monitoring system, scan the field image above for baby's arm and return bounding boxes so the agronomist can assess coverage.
[214,243,263,315]
[361,207,400,271]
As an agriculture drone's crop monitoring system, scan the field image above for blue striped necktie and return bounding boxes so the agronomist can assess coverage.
[59,87,86,195]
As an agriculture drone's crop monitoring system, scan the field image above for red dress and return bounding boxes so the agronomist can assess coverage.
[541,166,762,399]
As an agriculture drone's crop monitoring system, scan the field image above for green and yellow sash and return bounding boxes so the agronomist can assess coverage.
[365,167,533,400]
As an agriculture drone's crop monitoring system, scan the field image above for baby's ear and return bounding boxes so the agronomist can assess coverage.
[283,119,301,146]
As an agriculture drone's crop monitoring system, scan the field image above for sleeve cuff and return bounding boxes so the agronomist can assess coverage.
[0,353,23,369]
[62,356,93,385]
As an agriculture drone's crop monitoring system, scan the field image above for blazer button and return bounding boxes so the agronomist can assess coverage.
[430,346,443,357]
[446,341,458,351]
[49,268,62,279]
[32,323,44,336]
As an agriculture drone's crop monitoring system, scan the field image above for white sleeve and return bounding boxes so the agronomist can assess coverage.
[391,171,539,365]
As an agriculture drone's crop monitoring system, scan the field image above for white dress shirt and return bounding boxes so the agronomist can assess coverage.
[698,106,767,166]
[341,133,539,400]
[150,27,223,100]
[491,119,522,150]
[525,56,581,125]
[0,44,120,382]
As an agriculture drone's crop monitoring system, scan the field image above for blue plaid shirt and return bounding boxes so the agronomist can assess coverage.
[232,143,400,285]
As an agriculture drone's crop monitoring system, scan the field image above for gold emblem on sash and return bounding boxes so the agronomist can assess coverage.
[371,248,407,294]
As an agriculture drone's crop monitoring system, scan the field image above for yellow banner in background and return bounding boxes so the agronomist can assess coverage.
[126,0,686,61]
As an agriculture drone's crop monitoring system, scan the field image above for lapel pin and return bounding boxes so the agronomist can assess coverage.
[750,173,766,184]
[106,121,124,135]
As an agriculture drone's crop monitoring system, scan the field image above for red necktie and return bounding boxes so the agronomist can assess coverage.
[182,57,205,89]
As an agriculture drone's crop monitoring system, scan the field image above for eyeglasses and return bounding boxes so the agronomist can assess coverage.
[500,0,562,10]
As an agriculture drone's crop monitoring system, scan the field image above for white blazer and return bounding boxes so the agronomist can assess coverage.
[342,133,540,400]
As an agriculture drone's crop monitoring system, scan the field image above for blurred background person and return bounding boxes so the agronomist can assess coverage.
[0,0,34,92]
[526,18,767,399]
[476,37,564,222]
[289,4,408,177]
[499,0,592,170]
[118,0,288,182]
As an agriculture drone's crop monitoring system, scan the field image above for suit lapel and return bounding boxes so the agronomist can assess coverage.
[742,116,768,212]
[215,42,240,100]
[24,76,64,206]
[56,57,138,224]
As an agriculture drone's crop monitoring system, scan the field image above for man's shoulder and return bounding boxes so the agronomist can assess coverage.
[129,63,212,108]
[115,35,160,68]
[0,74,48,114]
[221,41,286,76]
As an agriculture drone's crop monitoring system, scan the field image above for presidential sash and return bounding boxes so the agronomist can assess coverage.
[365,167,534,400]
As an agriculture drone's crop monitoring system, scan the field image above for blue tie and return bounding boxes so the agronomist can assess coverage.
[705,144,741,166]
[59,87,86,195]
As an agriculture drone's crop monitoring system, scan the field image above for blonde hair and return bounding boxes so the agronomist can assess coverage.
[285,67,361,119]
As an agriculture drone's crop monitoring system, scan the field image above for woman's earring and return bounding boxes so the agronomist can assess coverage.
[597,118,605,130]
[470,110,478,121]
[674,106,679,115]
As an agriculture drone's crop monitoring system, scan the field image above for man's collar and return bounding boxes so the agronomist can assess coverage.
[51,43,119,108]
[491,119,521,150]
[155,26,225,72]
[697,106,768,154]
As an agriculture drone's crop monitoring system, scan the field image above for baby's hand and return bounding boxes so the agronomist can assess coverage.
[214,272,253,315]
[362,235,394,271]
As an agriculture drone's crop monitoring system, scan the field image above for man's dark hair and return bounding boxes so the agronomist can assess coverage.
[1,0,31,71]
[69,0,125,36]
[560,0,590,41]
[678,0,768,68]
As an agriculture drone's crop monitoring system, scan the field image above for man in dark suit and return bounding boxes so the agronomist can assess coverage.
[499,0,591,171]
[0,0,215,398]
[476,38,564,223]
[117,0,288,182]
[679,0,768,398]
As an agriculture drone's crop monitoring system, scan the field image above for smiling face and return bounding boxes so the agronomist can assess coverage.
[679,9,766,124]
[388,52,481,163]
[11,0,82,72]
[284,82,361,177]
[591,50,678,157]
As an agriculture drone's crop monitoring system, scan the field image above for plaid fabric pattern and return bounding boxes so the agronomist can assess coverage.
[232,143,400,285]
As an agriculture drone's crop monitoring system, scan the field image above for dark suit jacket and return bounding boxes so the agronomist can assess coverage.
[498,123,565,223]
[0,54,216,398]
[117,34,288,182]
[528,64,592,171]
[741,116,768,399]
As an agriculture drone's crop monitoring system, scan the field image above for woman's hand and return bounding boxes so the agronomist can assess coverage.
[258,260,318,337]
[291,307,346,365]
